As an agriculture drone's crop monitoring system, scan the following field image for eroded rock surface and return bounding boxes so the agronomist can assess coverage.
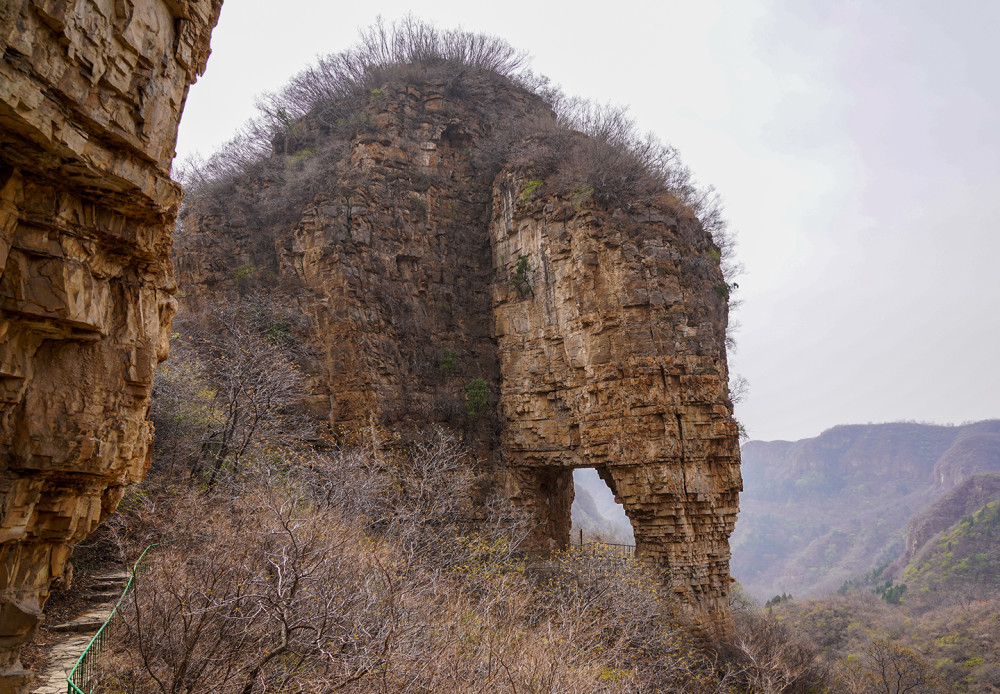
[177,74,741,634]
[491,174,740,628]
[0,1,220,689]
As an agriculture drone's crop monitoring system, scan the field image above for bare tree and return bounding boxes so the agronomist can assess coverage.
[153,296,310,486]
[835,639,945,694]
[101,425,745,693]
[723,605,828,694]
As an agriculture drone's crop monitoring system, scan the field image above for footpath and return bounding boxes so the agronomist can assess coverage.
[31,571,129,694]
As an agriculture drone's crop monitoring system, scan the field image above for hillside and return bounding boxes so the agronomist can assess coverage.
[897,473,1000,602]
[168,18,743,630]
[732,420,1000,599]
[571,468,635,544]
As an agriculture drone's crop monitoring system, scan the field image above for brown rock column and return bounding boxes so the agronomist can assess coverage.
[490,172,742,633]
[503,467,575,551]
[0,1,221,688]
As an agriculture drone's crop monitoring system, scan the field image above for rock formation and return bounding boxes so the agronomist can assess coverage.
[0,1,221,689]
[176,73,742,633]
[898,473,1000,570]
[491,171,740,629]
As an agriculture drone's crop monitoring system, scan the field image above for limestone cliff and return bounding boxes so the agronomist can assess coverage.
[0,1,221,689]
[176,71,741,632]
[491,172,740,627]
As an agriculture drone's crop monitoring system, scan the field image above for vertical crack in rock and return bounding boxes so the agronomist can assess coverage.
[677,413,689,497]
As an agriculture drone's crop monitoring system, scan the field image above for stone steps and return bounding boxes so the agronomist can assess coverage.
[31,571,130,694]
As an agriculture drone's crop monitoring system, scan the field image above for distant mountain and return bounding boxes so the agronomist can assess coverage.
[895,473,1000,602]
[731,420,1000,600]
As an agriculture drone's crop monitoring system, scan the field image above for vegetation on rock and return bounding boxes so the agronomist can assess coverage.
[85,322,813,693]
[172,16,744,631]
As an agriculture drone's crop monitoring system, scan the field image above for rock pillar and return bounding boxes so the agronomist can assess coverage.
[491,172,742,633]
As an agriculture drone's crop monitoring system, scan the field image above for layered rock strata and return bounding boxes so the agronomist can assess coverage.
[491,174,741,629]
[0,1,220,689]
[177,75,742,634]
[175,78,546,433]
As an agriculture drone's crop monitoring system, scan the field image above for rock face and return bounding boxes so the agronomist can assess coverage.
[0,1,220,689]
[898,473,1000,570]
[491,173,740,628]
[176,74,741,633]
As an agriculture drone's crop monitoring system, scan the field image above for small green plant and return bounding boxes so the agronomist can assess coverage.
[874,579,907,605]
[765,593,792,608]
[736,420,749,442]
[288,147,316,166]
[509,254,534,298]
[369,87,385,100]
[274,107,293,128]
[571,184,594,210]
[266,319,293,345]
[440,347,456,374]
[598,667,632,682]
[234,263,255,283]
[520,179,543,204]
[464,378,490,418]
[713,281,739,299]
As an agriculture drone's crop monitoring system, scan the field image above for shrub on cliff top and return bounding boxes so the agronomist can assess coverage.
[177,18,735,258]
[179,16,529,190]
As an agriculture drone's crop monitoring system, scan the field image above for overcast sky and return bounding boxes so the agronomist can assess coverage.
[175,0,999,442]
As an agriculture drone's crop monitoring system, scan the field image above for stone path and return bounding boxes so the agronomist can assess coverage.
[32,571,130,694]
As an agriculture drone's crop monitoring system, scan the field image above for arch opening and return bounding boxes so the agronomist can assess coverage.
[570,467,635,546]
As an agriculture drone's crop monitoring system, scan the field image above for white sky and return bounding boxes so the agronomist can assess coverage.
[175,0,1000,442]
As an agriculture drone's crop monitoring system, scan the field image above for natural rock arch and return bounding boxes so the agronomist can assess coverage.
[490,172,740,630]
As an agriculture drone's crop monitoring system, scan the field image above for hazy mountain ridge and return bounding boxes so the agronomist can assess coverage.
[732,420,1000,600]
[895,473,1000,601]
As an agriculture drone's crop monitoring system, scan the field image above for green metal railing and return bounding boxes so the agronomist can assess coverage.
[66,544,159,694]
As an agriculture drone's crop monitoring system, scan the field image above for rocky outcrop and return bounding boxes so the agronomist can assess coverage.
[898,473,1000,570]
[932,421,1000,488]
[0,1,220,689]
[491,174,739,628]
[176,74,741,634]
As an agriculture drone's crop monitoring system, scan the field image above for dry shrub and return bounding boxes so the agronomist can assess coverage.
[176,17,739,288]
[532,545,721,693]
[100,496,399,693]
[151,295,313,485]
[96,426,738,693]
[178,16,530,196]
[833,639,946,694]
[720,599,829,694]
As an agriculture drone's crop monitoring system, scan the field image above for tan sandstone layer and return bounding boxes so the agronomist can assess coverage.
[0,1,220,689]
[491,172,741,629]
